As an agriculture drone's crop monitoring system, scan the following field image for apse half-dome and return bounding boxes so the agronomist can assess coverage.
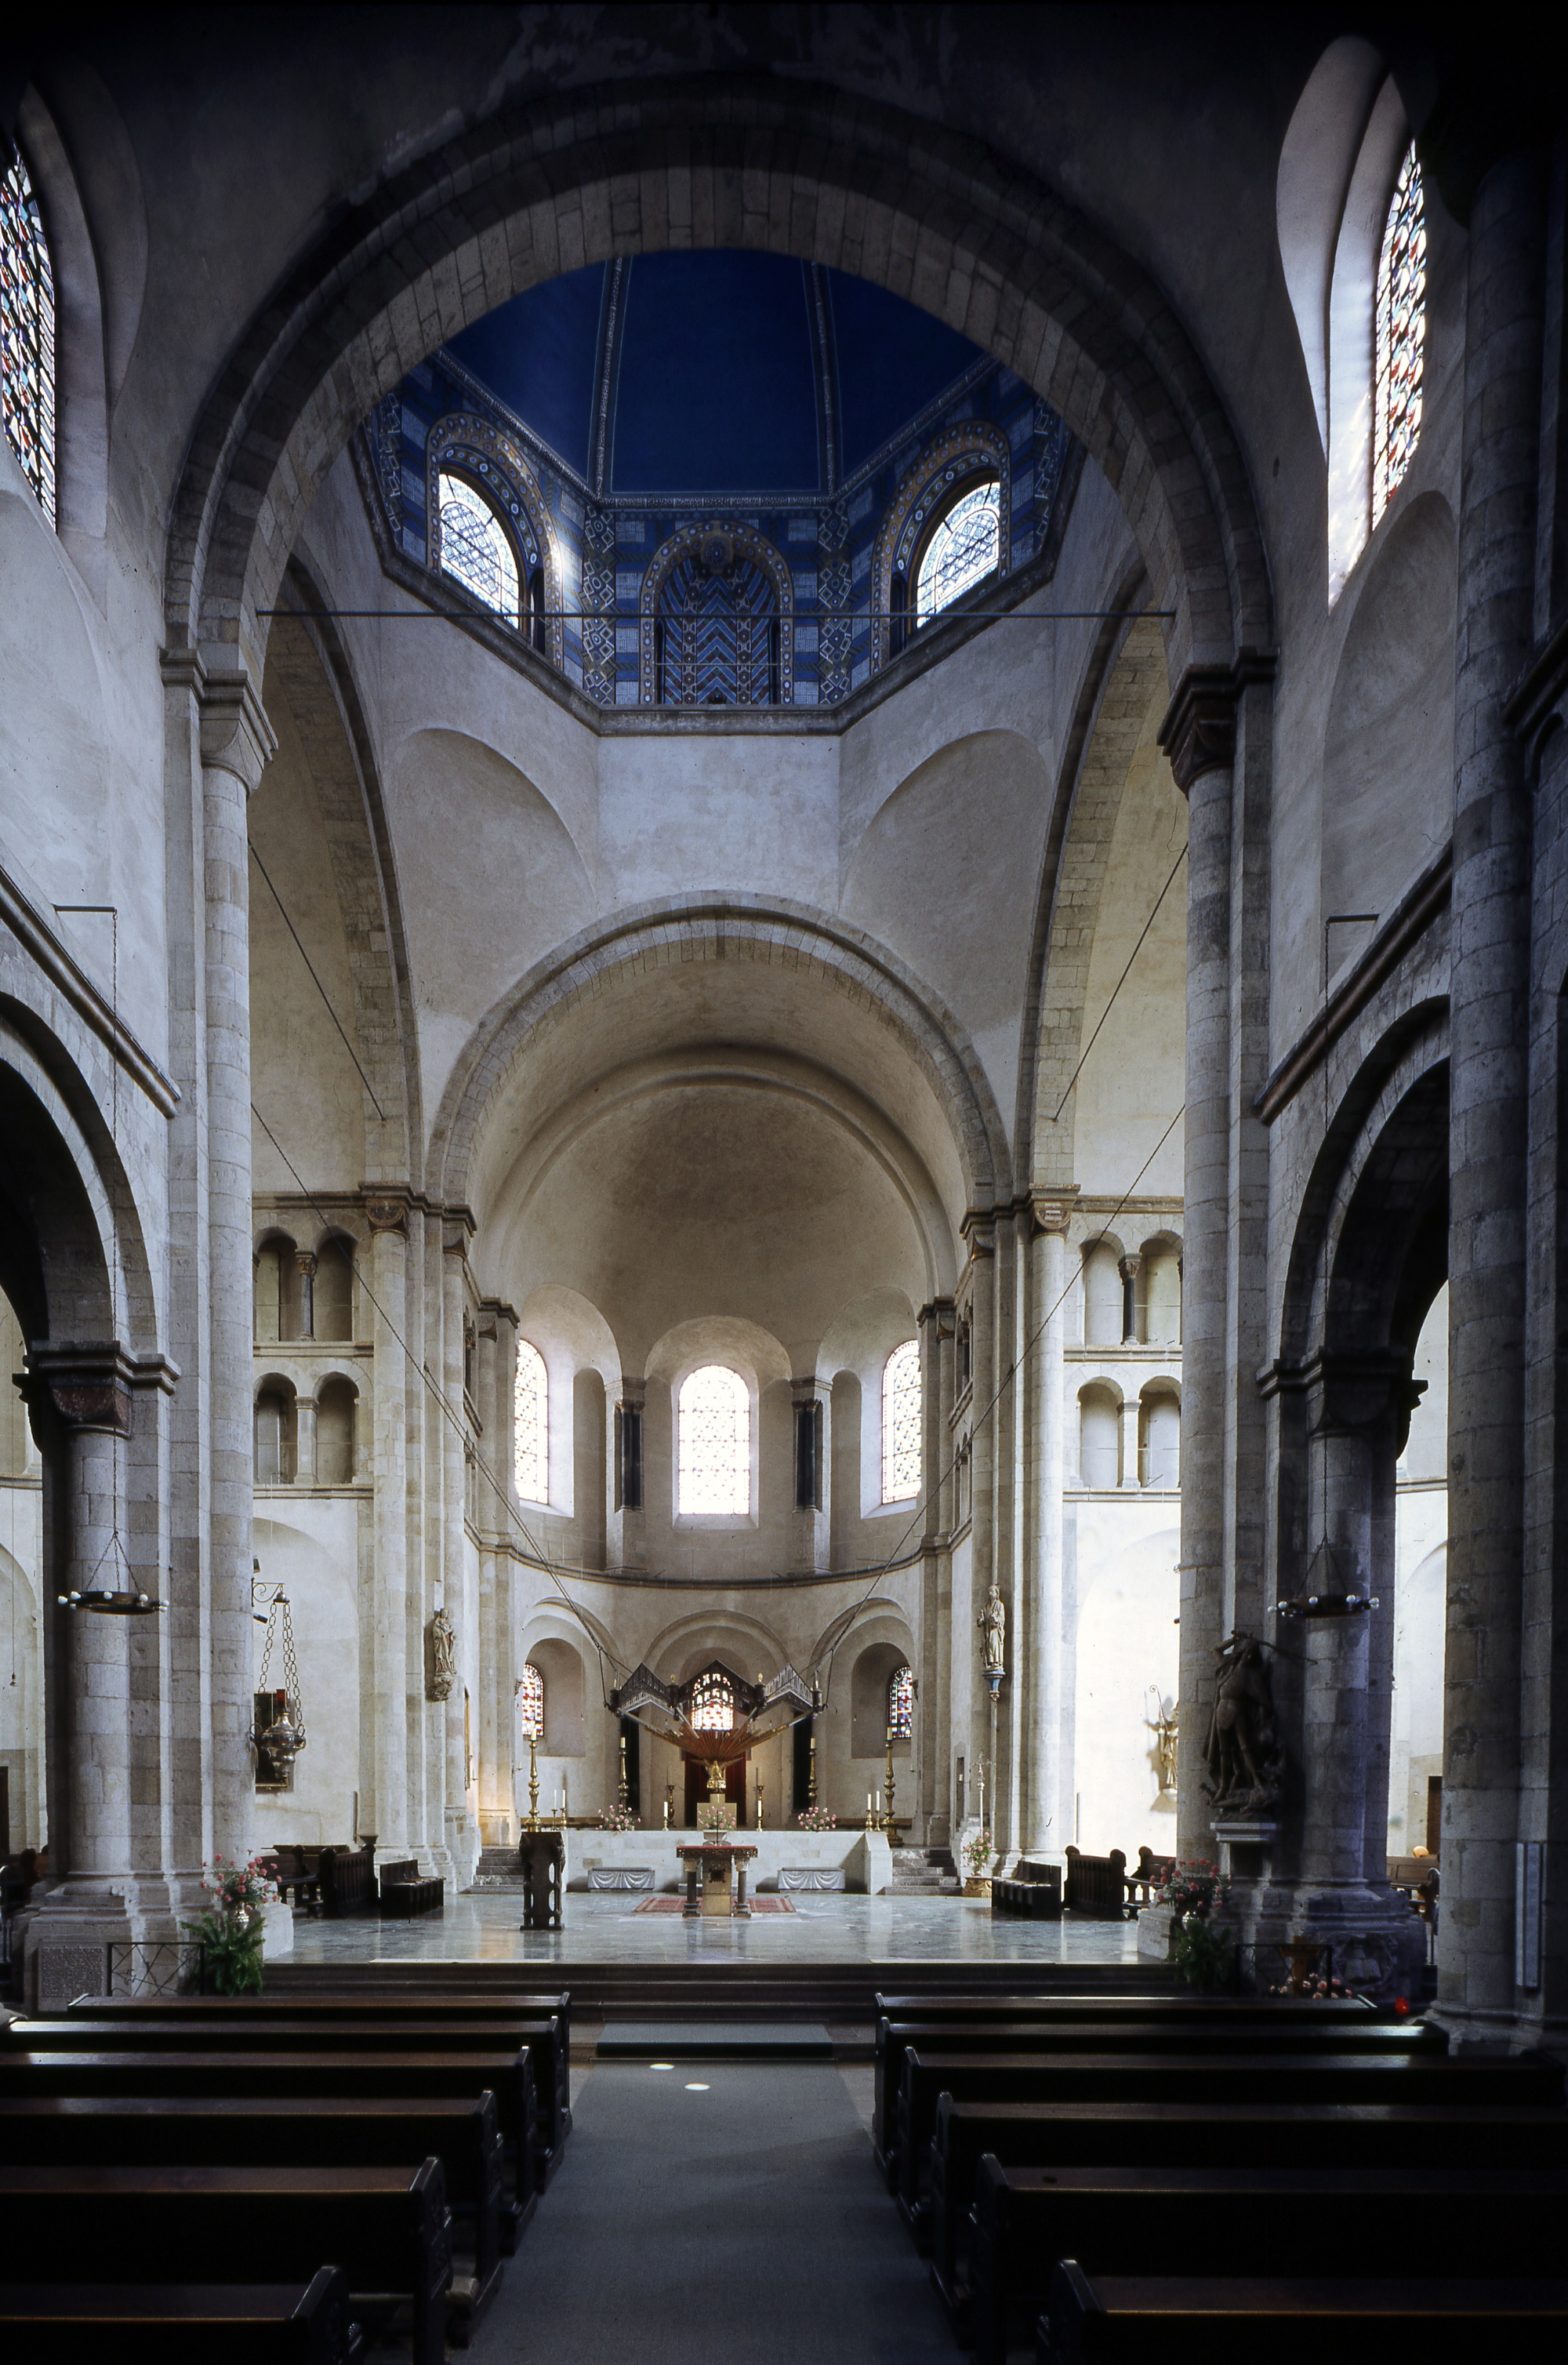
[368,251,1073,708]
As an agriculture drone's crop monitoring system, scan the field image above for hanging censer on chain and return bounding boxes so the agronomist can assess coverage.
[252,1582,308,1784]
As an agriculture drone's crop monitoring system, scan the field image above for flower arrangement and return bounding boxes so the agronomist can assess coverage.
[1174,1912,1236,1993]
[797,1807,837,1832]
[1267,1971,1353,2000]
[182,1854,275,1996]
[1154,1857,1229,1916]
[598,1804,637,1831]
[962,1828,994,1881]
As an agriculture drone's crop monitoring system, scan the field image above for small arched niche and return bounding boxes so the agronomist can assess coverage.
[313,1235,355,1340]
[526,1637,587,1757]
[1139,1383,1181,1489]
[1078,1382,1121,1490]
[1081,1241,1124,1346]
[850,1640,914,1758]
[314,1376,358,1486]
[1140,1233,1183,1345]
[255,1379,297,1484]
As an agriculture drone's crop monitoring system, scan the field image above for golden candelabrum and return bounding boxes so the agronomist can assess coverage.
[524,1730,541,1831]
[618,1731,630,1808]
[883,1727,898,1838]
[808,1732,818,1809]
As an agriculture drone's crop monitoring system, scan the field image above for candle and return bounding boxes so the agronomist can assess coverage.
[866,1792,872,1813]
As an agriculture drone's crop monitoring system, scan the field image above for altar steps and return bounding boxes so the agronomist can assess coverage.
[886,1847,960,1894]
[269,1957,1177,2024]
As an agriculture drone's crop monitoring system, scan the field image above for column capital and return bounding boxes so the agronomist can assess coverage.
[365,1193,412,1237]
[22,1341,176,1433]
[917,1295,956,1334]
[1157,649,1276,793]
[1259,1348,1420,1435]
[196,664,276,794]
[1028,1188,1079,1235]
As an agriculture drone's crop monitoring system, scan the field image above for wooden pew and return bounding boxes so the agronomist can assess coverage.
[0,2094,506,2296]
[0,2162,448,2365]
[1037,2261,1568,2363]
[928,2098,1568,2298]
[68,1992,573,2169]
[0,2052,537,2239]
[970,2160,1568,2365]
[873,2015,1439,2174]
[25,2010,570,2180]
[898,2047,1563,2214]
[0,2267,356,2363]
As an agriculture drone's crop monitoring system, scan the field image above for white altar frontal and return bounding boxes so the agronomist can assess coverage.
[568,1826,894,1895]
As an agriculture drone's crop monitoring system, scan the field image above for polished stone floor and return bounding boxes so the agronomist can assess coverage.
[285,1888,1141,1967]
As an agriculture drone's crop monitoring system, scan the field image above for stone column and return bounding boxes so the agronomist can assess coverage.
[1027,1200,1070,1855]
[295,1252,316,1340]
[789,1377,829,1571]
[197,669,276,1873]
[1119,1255,1142,1345]
[366,1195,410,1855]
[293,1396,317,1488]
[1442,145,1548,2040]
[481,1302,520,1844]
[441,1218,477,1887]
[918,1297,954,1846]
[1118,1396,1142,1491]
[963,1217,998,1841]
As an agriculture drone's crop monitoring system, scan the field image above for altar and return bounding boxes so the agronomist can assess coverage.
[677,1839,758,1919]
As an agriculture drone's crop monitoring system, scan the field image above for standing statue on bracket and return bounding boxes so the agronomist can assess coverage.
[1202,1629,1283,1815]
[426,1606,457,1703]
[979,1583,1006,1679]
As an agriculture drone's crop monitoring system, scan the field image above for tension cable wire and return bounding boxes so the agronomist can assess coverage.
[1050,845,1187,1123]
[249,842,387,1121]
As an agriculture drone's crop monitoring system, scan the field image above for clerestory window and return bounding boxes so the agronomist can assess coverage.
[437,470,521,627]
[677,1364,750,1516]
[0,143,56,526]
[887,1662,914,1739]
[916,481,1000,623]
[1372,145,1425,529]
[514,1340,548,1505]
[881,1339,922,1503]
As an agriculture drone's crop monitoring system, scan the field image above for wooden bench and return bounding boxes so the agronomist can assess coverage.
[0,2051,537,2237]
[0,2267,356,2363]
[379,1860,445,1917]
[0,2162,449,2365]
[898,2046,1559,2216]
[0,2093,506,2294]
[318,1846,378,1918]
[971,2161,1568,2365]
[991,1874,1063,1920]
[1037,2261,1568,2363]
[1062,1847,1133,1917]
[928,2098,1568,2298]
[34,2009,570,2179]
[874,2016,1443,2178]
[68,1992,572,2170]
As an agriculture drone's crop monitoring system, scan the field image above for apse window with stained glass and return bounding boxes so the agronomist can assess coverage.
[514,1340,548,1505]
[689,1667,736,1731]
[518,1661,544,1741]
[0,146,56,527]
[887,1663,914,1739]
[1372,146,1425,528]
[677,1364,750,1516]
[916,481,1000,623]
[437,471,521,626]
[881,1339,922,1503]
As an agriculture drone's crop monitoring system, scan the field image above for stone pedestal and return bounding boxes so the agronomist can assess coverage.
[517,1828,566,1929]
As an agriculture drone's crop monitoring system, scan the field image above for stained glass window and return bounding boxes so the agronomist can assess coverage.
[518,1662,544,1742]
[887,1663,914,1739]
[1,145,56,527]
[881,1339,922,1503]
[689,1667,736,1732]
[437,470,521,626]
[1373,146,1425,529]
[916,481,1000,623]
[677,1364,750,1515]
[514,1340,548,1505]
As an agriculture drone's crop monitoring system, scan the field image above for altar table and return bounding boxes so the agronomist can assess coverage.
[676,1840,759,1919]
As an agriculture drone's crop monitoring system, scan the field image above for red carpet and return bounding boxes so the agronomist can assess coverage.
[632,1894,796,1914]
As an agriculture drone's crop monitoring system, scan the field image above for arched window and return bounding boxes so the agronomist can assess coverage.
[881,1339,922,1503]
[1372,145,1425,528]
[0,144,56,527]
[437,470,521,627]
[677,1365,750,1516]
[916,481,1000,622]
[689,1667,736,1731]
[514,1340,548,1505]
[518,1661,544,1742]
[887,1662,914,1739]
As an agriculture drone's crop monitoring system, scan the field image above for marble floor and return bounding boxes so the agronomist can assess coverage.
[284,1887,1142,1967]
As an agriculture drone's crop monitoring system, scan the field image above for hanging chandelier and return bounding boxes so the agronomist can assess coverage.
[58,1529,162,1615]
[252,1579,307,1770]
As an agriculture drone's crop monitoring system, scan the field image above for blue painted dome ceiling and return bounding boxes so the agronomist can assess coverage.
[446,252,989,496]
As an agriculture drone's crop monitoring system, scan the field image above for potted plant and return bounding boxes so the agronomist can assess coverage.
[797,1807,837,1832]
[1153,1858,1235,1991]
[183,1855,275,1995]
[961,1828,994,1898]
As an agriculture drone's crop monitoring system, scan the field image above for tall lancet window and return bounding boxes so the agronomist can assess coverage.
[1372,146,1425,528]
[0,144,56,526]
[677,1365,750,1515]
[881,1339,922,1503]
[437,470,521,627]
[514,1340,548,1505]
[518,1661,544,1742]
[887,1662,914,1739]
[916,481,999,622]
